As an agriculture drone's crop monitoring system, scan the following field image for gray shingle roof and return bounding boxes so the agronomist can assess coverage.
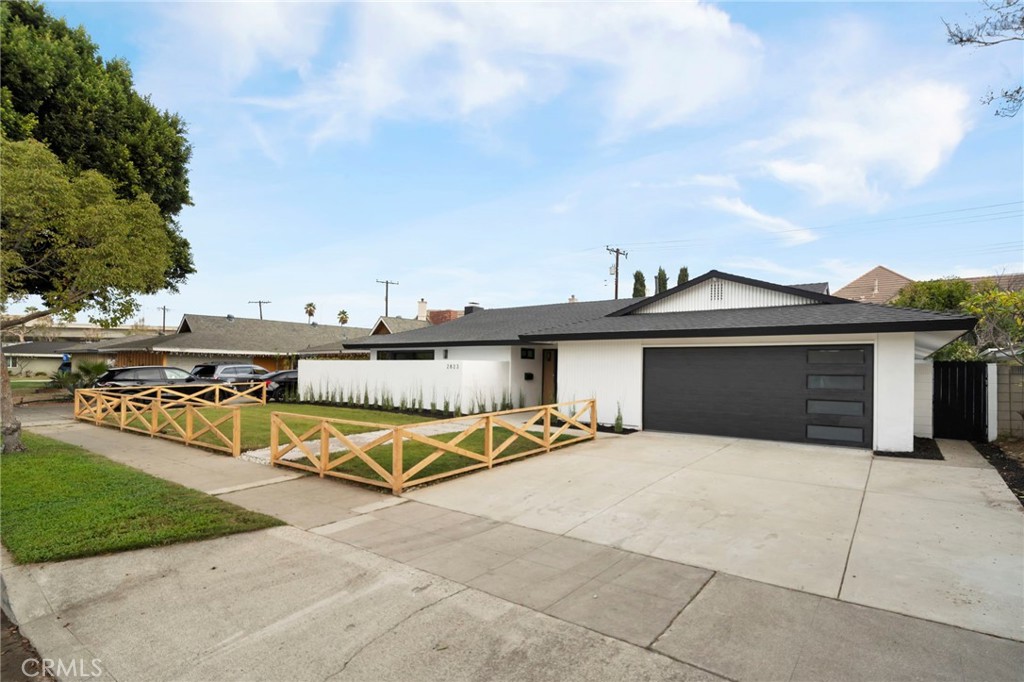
[376,317,432,334]
[521,303,976,341]
[1,341,72,356]
[91,315,372,355]
[344,298,642,348]
[61,336,162,353]
[789,282,830,295]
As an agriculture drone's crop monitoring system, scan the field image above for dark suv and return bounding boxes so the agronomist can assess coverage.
[262,370,298,402]
[95,366,208,388]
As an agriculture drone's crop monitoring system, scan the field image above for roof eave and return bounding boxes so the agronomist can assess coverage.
[521,319,977,342]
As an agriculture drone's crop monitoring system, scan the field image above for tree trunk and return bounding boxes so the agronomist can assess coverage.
[1,346,26,453]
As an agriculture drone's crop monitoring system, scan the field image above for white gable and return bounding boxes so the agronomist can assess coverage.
[637,278,818,313]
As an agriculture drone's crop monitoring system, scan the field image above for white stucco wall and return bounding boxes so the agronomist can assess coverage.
[557,332,918,451]
[299,358,511,414]
[914,361,933,438]
[556,340,644,427]
[509,346,543,407]
[874,333,915,452]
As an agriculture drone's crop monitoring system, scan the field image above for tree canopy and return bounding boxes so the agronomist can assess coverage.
[632,271,647,298]
[945,0,1023,117]
[655,267,669,294]
[890,278,980,311]
[677,266,689,286]
[1,138,172,325]
[1,0,194,286]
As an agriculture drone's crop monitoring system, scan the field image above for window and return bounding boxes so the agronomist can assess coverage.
[807,375,864,390]
[164,368,193,380]
[807,400,863,416]
[520,348,535,360]
[808,349,864,364]
[443,350,449,359]
[251,367,268,376]
[192,366,216,378]
[377,350,435,361]
[135,368,163,380]
[807,425,863,443]
[6,356,17,369]
[116,369,139,380]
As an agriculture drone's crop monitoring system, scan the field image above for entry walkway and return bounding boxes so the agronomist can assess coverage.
[6,408,1023,680]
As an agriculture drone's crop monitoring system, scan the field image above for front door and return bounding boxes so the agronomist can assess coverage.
[542,349,558,405]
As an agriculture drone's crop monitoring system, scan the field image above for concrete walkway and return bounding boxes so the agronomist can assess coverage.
[4,405,1023,680]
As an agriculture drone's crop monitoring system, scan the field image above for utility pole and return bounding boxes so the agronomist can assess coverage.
[606,246,628,299]
[376,279,399,316]
[248,300,271,320]
[157,306,170,334]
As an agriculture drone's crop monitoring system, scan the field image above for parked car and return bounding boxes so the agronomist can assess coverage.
[190,363,270,385]
[262,370,298,402]
[94,366,212,390]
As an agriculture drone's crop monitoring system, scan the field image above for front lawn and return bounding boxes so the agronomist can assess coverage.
[0,433,282,563]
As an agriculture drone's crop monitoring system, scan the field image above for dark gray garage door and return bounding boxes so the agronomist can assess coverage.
[643,345,873,447]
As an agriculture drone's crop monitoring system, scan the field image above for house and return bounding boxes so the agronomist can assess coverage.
[835,265,1024,304]
[300,270,975,452]
[68,314,371,372]
[2,341,70,376]
[371,317,432,336]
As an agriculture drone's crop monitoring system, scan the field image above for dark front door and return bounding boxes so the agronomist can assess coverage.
[933,362,987,441]
[542,349,558,405]
[642,345,874,447]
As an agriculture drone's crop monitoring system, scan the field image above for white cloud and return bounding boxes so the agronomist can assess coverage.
[707,196,817,245]
[630,174,740,190]
[724,257,810,280]
[759,79,972,207]
[246,3,761,144]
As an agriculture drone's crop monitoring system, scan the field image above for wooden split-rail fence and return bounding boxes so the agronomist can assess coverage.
[73,383,266,456]
[269,398,597,494]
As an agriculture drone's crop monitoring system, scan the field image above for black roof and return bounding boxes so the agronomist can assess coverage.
[789,282,830,295]
[340,270,975,349]
[522,303,976,341]
[343,298,641,348]
[1,341,72,355]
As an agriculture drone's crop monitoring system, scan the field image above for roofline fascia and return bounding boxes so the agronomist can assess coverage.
[342,339,528,350]
[520,319,977,342]
[608,270,852,317]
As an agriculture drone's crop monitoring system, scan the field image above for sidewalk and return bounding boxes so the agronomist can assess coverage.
[4,418,1022,681]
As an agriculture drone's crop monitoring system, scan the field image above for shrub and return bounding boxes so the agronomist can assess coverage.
[614,403,624,434]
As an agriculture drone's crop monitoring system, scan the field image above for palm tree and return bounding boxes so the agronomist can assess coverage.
[304,302,316,324]
[337,309,349,325]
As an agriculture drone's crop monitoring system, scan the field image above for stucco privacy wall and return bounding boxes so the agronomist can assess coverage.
[298,359,511,414]
[914,361,933,438]
[556,332,918,451]
[997,364,1023,437]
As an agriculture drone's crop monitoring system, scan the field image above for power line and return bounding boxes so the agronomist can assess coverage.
[376,279,399,317]
[248,300,271,320]
[606,246,628,299]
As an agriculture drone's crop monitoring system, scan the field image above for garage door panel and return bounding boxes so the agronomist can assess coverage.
[643,345,873,447]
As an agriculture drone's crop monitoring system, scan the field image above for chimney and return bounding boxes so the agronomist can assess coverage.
[464,301,484,315]
[568,294,578,303]
[416,298,428,322]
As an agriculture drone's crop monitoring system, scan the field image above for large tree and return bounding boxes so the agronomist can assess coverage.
[655,267,669,294]
[890,278,978,311]
[1,0,194,285]
[945,0,1024,117]
[677,266,690,286]
[632,271,647,298]
[1,138,173,451]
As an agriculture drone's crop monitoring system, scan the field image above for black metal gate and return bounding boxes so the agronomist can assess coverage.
[933,362,987,441]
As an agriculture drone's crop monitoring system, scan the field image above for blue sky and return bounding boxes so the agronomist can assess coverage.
[47,1,1024,327]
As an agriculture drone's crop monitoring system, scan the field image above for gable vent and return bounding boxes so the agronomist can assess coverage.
[709,279,724,301]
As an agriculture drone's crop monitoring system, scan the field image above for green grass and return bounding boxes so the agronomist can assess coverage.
[296,425,577,484]
[103,403,429,451]
[0,432,283,564]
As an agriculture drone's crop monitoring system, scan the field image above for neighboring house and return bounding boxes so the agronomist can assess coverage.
[302,270,975,452]
[2,341,69,376]
[835,265,1024,304]
[371,316,432,336]
[68,314,371,372]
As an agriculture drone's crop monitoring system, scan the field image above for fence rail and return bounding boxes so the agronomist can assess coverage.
[73,386,249,456]
[76,381,266,407]
[270,399,597,494]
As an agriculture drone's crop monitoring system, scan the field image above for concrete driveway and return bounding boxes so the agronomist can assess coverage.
[407,431,1024,641]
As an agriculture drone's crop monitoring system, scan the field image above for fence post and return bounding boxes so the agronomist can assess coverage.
[485,415,494,468]
[544,406,551,452]
[186,406,194,446]
[391,429,404,495]
[150,397,158,436]
[120,396,127,430]
[74,390,80,419]
[590,399,598,437]
[231,409,241,457]
[319,422,329,476]
[270,414,279,464]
